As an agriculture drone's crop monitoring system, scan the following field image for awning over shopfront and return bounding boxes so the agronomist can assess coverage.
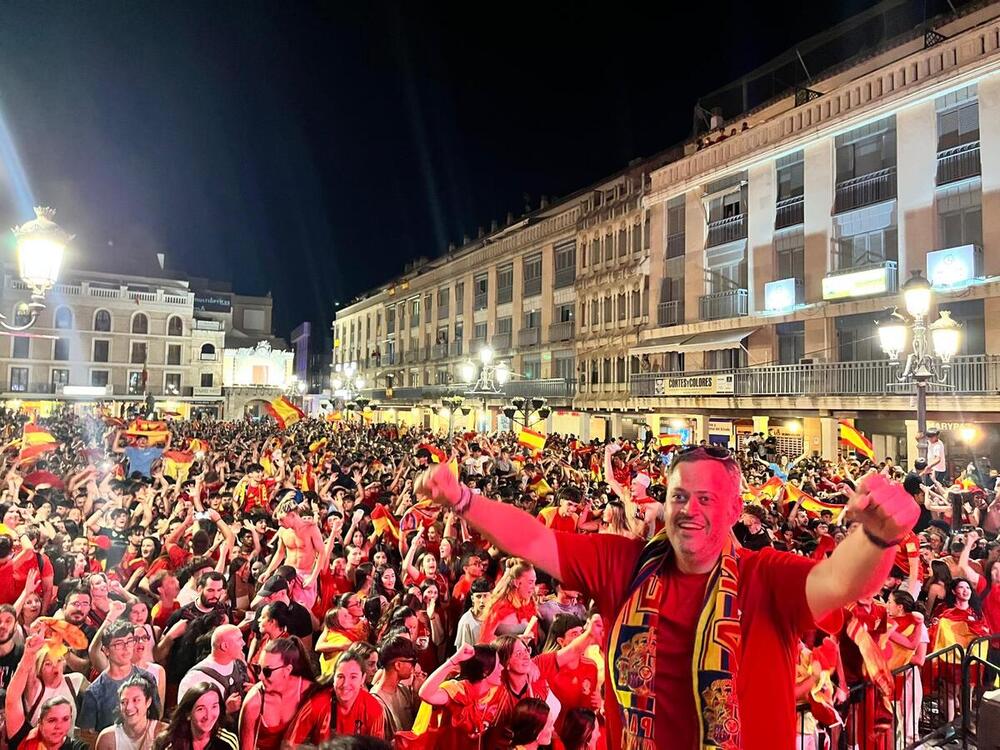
[629,328,757,357]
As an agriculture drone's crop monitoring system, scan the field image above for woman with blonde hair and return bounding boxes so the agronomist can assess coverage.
[478,559,538,644]
[599,500,639,539]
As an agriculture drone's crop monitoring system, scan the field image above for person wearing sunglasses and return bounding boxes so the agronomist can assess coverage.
[416,443,919,750]
[371,635,421,736]
[238,637,314,750]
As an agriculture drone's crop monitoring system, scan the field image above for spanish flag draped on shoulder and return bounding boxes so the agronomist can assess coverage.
[19,423,59,462]
[264,396,306,429]
[839,421,875,460]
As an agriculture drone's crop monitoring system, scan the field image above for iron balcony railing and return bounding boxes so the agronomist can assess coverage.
[834,166,896,213]
[492,333,512,351]
[548,321,574,342]
[474,293,488,310]
[432,343,448,359]
[666,233,685,259]
[629,355,1000,398]
[554,266,576,288]
[361,377,576,403]
[699,289,748,321]
[497,286,513,304]
[936,141,981,185]
[705,213,747,247]
[774,194,804,229]
[518,328,540,347]
[403,350,418,364]
[449,341,463,357]
[524,276,542,297]
[470,337,487,354]
[657,300,682,327]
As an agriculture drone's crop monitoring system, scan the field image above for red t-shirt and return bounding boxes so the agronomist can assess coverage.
[554,531,817,750]
[0,552,54,605]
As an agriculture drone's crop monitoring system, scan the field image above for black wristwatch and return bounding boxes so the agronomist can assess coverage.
[863,527,902,549]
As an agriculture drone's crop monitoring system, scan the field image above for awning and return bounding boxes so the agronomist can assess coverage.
[674,327,757,354]
[629,334,690,356]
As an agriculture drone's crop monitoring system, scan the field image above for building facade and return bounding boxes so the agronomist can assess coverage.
[335,3,1000,471]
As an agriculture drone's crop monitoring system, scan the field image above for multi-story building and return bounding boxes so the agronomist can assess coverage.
[0,266,225,418]
[336,1,1000,470]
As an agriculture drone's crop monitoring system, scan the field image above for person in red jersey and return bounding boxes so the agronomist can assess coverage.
[415,445,918,750]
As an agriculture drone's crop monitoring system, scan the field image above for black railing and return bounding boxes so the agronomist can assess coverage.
[834,167,897,213]
[524,276,542,297]
[775,194,804,229]
[936,141,981,185]
[699,289,748,320]
[497,286,513,304]
[548,321,574,342]
[666,232,685,259]
[706,213,747,247]
[554,266,576,288]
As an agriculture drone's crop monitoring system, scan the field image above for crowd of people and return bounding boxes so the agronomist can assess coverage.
[0,406,993,750]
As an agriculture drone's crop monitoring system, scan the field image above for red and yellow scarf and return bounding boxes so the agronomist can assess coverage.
[607,532,741,750]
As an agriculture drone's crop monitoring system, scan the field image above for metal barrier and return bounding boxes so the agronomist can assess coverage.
[961,634,1000,750]
[795,643,967,750]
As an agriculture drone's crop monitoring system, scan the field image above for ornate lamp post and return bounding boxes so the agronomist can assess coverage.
[877,270,962,464]
[502,396,551,432]
[439,394,471,437]
[5,207,71,332]
[461,346,511,394]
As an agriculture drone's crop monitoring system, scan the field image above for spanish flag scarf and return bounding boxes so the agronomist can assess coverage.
[607,531,742,750]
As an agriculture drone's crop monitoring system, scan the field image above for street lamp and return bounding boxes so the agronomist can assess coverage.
[5,207,71,332]
[878,269,962,463]
[502,396,551,431]
[439,395,470,437]
[461,346,511,394]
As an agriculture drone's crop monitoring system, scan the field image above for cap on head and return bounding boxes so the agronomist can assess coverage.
[632,472,651,489]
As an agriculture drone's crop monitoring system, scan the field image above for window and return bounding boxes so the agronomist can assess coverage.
[775,230,805,282]
[54,307,73,330]
[474,274,488,310]
[554,354,574,381]
[630,290,641,319]
[643,212,651,249]
[836,313,880,362]
[424,294,432,319]
[201,372,214,387]
[200,343,216,359]
[617,293,627,321]
[938,181,983,248]
[473,322,487,340]
[131,313,148,334]
[705,349,747,370]
[602,358,612,383]
[589,359,599,385]
[410,299,420,327]
[589,238,600,266]
[664,352,684,372]
[938,299,984,355]
[835,227,898,270]
[93,340,110,363]
[11,336,28,359]
[54,338,70,361]
[556,303,574,323]
[554,241,576,288]
[454,321,463,343]
[455,282,464,310]
[167,344,182,366]
[524,310,540,330]
[666,197,686,259]
[94,309,112,332]
[165,373,182,395]
[590,300,599,325]
[777,322,805,365]
[522,356,541,380]
[9,367,28,392]
[616,357,626,384]
[523,254,542,297]
[617,228,628,258]
[131,342,148,365]
[632,223,642,254]
[51,369,69,388]
[603,296,613,324]
[128,371,145,395]
[776,151,805,201]
[496,317,512,334]
[386,307,396,334]
[437,288,450,318]
[937,92,979,152]
[90,370,109,387]
[603,234,614,262]
[497,264,514,304]
[167,316,183,336]
[835,117,896,183]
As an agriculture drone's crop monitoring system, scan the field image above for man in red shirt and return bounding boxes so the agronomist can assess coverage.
[537,487,584,533]
[416,446,918,750]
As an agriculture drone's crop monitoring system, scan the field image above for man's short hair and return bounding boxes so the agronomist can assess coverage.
[247,463,264,474]
[197,571,226,589]
[741,505,766,523]
[0,604,16,619]
[470,577,493,595]
[378,635,417,668]
[557,486,583,505]
[101,620,135,647]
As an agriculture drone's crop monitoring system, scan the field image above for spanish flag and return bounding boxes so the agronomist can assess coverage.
[530,476,554,497]
[264,397,306,429]
[785,483,845,517]
[188,438,211,456]
[416,443,448,464]
[308,438,328,454]
[125,419,170,446]
[400,500,439,533]
[162,450,195,482]
[371,503,400,541]
[743,475,783,504]
[19,423,59,462]
[839,421,875,460]
[517,429,546,452]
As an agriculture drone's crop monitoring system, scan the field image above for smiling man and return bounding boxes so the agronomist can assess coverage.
[416,444,918,750]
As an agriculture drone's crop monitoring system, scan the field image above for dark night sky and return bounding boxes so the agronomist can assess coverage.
[0,0,880,339]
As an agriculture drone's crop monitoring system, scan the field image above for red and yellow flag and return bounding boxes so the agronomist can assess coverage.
[162,450,195,482]
[19,423,59,462]
[743,475,783,504]
[264,397,306,429]
[371,503,400,541]
[785,483,845,518]
[517,429,546,453]
[839,421,875,460]
[125,419,170,446]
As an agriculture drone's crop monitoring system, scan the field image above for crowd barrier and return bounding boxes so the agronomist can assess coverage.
[796,640,1000,750]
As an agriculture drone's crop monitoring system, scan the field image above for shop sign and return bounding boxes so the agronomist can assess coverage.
[708,419,732,435]
[927,244,981,287]
[821,266,891,300]
[652,373,735,396]
[764,278,798,311]
[194,292,232,313]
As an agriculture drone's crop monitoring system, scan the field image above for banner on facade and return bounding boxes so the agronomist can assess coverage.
[652,373,735,396]
[194,292,232,313]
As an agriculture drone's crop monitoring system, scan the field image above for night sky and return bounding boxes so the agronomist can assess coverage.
[0,0,883,339]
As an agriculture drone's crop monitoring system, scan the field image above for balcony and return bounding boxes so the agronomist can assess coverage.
[403,351,419,365]
[548,320,574,342]
[699,289,748,321]
[382,352,396,366]
[774,195,804,229]
[362,377,576,403]
[450,341,463,357]
[705,214,746,248]
[497,287,513,305]
[470,337,487,354]
[666,233,685,259]
[193,386,223,398]
[657,300,682,327]
[437,305,449,320]
[630,355,1000,399]
[492,333,512,351]
[834,167,896,213]
[474,293,488,310]
[554,266,575,289]
[936,141,981,186]
[523,276,542,297]
[432,343,448,359]
[518,328,540,347]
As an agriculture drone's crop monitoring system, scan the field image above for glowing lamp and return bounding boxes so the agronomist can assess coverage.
[902,270,932,318]
[461,361,477,383]
[495,363,511,385]
[877,309,907,360]
[929,310,961,363]
[12,207,70,295]
[479,346,494,365]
